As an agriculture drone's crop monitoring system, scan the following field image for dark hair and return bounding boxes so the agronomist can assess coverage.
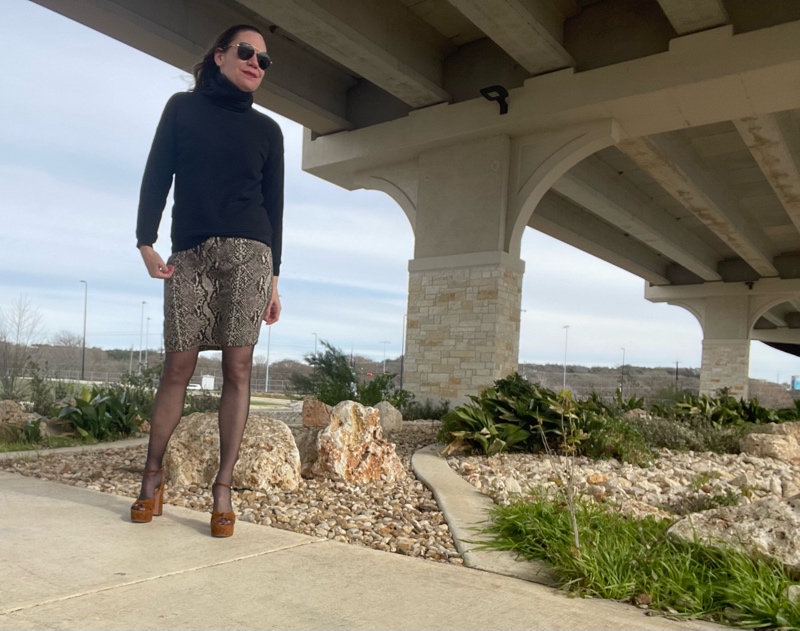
[191,24,263,91]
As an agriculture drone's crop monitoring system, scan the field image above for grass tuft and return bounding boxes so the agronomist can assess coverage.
[480,491,800,629]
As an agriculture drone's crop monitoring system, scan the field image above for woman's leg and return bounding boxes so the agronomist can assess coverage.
[212,345,255,516]
[136,348,200,500]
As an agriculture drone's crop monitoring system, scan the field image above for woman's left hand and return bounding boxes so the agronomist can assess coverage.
[264,282,281,325]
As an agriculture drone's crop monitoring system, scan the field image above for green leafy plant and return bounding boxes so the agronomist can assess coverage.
[184,390,221,415]
[57,385,141,440]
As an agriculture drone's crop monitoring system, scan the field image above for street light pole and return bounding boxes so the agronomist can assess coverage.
[620,347,626,398]
[379,340,390,374]
[79,280,88,382]
[145,317,150,368]
[562,325,569,390]
[139,301,146,371]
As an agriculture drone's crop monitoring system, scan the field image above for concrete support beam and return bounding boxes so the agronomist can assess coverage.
[656,0,728,35]
[618,135,778,277]
[553,157,722,281]
[751,329,800,344]
[305,22,800,182]
[531,192,671,285]
[446,0,574,75]
[734,113,800,235]
[239,0,452,108]
[760,311,788,328]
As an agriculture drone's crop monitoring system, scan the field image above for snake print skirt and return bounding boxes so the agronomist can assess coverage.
[163,237,273,353]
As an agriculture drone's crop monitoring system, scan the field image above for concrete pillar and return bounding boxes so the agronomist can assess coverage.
[700,339,750,398]
[404,252,523,402]
[697,295,750,398]
[402,135,523,403]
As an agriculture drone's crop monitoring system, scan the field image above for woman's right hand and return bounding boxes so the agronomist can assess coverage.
[139,245,175,279]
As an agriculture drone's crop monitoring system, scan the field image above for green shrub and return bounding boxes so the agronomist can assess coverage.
[58,385,141,441]
[184,390,221,415]
[26,361,56,417]
[576,413,654,467]
[400,397,449,420]
[118,364,162,420]
[289,340,418,411]
[625,414,748,454]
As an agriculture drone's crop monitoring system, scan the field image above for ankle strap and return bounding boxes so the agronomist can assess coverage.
[213,482,232,489]
[144,468,163,474]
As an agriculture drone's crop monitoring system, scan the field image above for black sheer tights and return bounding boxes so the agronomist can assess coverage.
[137,345,255,521]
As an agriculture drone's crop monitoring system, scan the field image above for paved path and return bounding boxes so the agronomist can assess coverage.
[0,444,724,630]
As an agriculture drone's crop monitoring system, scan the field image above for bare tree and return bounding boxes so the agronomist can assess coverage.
[0,294,44,399]
[49,330,84,374]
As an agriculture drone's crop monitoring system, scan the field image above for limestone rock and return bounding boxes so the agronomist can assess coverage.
[668,495,800,570]
[165,413,301,491]
[296,426,323,478]
[740,433,800,462]
[374,400,403,432]
[0,400,25,427]
[312,401,406,484]
[302,397,332,428]
[749,422,800,443]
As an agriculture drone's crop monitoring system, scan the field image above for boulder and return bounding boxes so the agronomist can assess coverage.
[374,400,403,432]
[165,413,301,491]
[668,495,800,570]
[0,400,26,427]
[295,426,323,478]
[312,401,406,484]
[740,433,800,462]
[748,421,800,443]
[302,397,332,428]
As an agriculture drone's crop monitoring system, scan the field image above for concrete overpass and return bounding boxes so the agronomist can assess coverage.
[35,0,800,401]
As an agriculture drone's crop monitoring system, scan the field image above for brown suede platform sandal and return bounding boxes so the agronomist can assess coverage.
[130,468,165,523]
[210,482,236,538]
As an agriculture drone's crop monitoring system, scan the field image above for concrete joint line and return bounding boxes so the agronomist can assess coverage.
[0,539,325,616]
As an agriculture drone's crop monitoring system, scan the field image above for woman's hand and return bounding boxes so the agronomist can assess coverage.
[264,277,281,325]
[139,245,174,279]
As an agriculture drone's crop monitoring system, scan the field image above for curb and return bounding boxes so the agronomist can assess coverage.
[412,444,558,586]
[0,436,149,461]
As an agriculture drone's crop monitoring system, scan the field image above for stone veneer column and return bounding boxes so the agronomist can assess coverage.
[699,340,750,399]
[403,252,524,404]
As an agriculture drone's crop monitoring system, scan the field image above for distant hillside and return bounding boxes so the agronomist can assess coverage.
[19,345,794,407]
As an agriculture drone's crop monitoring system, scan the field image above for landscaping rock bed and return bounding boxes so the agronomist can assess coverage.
[0,420,462,565]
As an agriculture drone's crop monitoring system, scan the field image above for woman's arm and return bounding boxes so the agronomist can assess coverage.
[136,95,179,256]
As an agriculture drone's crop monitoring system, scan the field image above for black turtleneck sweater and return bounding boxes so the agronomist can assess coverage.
[136,72,284,276]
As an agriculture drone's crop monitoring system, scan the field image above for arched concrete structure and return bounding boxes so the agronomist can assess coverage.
[33,0,800,402]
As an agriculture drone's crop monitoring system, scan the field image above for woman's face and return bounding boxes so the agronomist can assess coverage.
[214,30,268,93]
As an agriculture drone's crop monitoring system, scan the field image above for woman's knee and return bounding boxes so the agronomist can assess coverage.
[161,353,197,388]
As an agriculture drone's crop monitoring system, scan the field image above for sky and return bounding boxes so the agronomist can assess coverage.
[1,0,798,383]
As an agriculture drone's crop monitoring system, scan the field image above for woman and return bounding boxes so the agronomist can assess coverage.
[130,24,284,538]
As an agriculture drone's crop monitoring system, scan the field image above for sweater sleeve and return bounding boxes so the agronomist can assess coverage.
[262,125,285,276]
[136,94,179,248]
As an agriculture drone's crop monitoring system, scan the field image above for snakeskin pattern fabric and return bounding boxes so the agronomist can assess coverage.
[163,237,273,352]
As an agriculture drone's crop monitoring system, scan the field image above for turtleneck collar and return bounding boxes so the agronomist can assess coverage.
[200,71,253,112]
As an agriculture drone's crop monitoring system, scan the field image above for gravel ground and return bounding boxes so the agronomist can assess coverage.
[1,421,462,564]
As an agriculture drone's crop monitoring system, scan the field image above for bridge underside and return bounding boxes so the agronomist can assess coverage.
[38,0,800,401]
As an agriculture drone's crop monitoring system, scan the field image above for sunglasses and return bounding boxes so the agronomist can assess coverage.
[224,42,272,71]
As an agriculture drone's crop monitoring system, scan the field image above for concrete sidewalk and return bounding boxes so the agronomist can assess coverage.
[0,469,722,630]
